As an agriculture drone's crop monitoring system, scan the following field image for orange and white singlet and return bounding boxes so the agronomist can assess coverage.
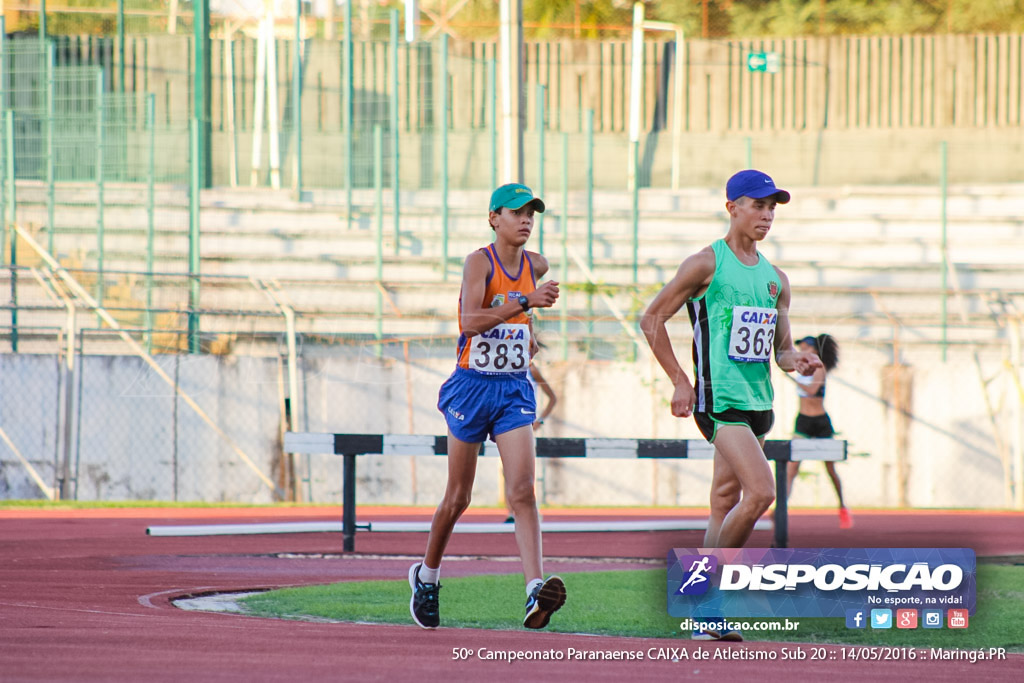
[456,244,537,375]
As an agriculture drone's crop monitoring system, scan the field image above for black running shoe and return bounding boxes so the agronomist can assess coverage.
[523,575,566,629]
[408,562,440,629]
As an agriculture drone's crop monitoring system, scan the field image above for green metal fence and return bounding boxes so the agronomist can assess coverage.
[3,26,1023,362]
[5,18,1024,190]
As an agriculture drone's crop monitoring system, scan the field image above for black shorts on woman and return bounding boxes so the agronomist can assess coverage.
[794,412,834,439]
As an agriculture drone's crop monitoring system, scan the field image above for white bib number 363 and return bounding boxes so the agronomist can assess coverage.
[469,323,530,373]
[728,306,777,363]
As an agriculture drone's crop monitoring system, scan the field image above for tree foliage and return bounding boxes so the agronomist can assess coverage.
[15,1,1024,39]
[517,0,1024,38]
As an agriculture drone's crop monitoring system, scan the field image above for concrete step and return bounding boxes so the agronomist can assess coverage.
[33,230,1024,286]
[16,181,1024,230]
[23,195,1024,239]
[15,180,1024,234]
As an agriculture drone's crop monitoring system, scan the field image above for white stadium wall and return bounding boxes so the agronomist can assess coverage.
[6,343,1015,508]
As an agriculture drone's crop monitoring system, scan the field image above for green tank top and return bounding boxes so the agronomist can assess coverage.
[685,239,782,412]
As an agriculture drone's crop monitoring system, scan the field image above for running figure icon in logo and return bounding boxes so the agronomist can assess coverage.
[677,555,718,596]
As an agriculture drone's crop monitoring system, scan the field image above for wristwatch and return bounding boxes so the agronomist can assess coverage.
[517,295,530,311]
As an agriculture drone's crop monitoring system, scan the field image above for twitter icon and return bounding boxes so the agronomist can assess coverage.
[870,609,892,629]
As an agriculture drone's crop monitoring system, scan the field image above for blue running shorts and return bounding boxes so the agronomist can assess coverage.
[438,367,536,443]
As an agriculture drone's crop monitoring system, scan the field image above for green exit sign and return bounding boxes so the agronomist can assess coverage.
[747,51,781,73]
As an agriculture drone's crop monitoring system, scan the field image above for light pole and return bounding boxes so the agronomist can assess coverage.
[499,0,525,183]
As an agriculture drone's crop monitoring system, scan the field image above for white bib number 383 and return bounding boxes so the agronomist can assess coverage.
[728,306,777,363]
[469,323,530,373]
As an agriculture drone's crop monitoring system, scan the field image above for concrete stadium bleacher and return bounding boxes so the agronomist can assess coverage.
[3,180,1023,354]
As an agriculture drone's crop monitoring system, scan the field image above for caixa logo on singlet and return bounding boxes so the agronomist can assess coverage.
[676,555,718,595]
[478,327,527,340]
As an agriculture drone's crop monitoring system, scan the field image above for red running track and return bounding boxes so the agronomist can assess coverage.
[0,507,1021,682]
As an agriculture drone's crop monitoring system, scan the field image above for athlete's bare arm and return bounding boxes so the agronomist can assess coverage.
[527,251,550,280]
[460,250,560,338]
[640,248,716,417]
[525,252,559,314]
[771,267,822,376]
[530,363,557,424]
[524,251,556,356]
[459,250,526,337]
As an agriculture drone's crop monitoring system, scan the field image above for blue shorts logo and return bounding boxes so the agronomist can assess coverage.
[677,555,718,595]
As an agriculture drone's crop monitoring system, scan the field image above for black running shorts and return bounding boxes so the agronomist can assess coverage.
[794,412,834,438]
[694,408,774,443]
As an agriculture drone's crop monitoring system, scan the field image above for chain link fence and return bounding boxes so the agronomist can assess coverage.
[0,332,291,502]
[0,256,311,502]
[0,347,62,500]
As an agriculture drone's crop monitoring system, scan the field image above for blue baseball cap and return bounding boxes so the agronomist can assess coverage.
[489,183,546,213]
[726,169,791,204]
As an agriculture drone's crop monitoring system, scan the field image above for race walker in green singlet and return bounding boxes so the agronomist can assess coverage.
[641,168,823,640]
[687,238,783,414]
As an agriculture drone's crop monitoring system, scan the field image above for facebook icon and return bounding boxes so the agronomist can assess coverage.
[845,609,866,629]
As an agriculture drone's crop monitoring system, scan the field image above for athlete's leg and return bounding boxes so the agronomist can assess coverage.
[710,425,775,548]
[787,430,806,495]
[704,450,741,547]
[423,431,480,568]
[495,424,542,583]
[701,447,745,640]
[824,462,846,508]
[786,461,801,495]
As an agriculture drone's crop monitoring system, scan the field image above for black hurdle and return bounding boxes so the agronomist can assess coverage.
[303,434,848,552]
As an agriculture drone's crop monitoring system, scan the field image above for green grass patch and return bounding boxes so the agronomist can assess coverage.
[240,565,1024,651]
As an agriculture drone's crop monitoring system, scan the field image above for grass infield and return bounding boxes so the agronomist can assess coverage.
[239,565,1024,651]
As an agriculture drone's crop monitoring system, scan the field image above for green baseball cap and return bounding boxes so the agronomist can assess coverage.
[489,183,546,213]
